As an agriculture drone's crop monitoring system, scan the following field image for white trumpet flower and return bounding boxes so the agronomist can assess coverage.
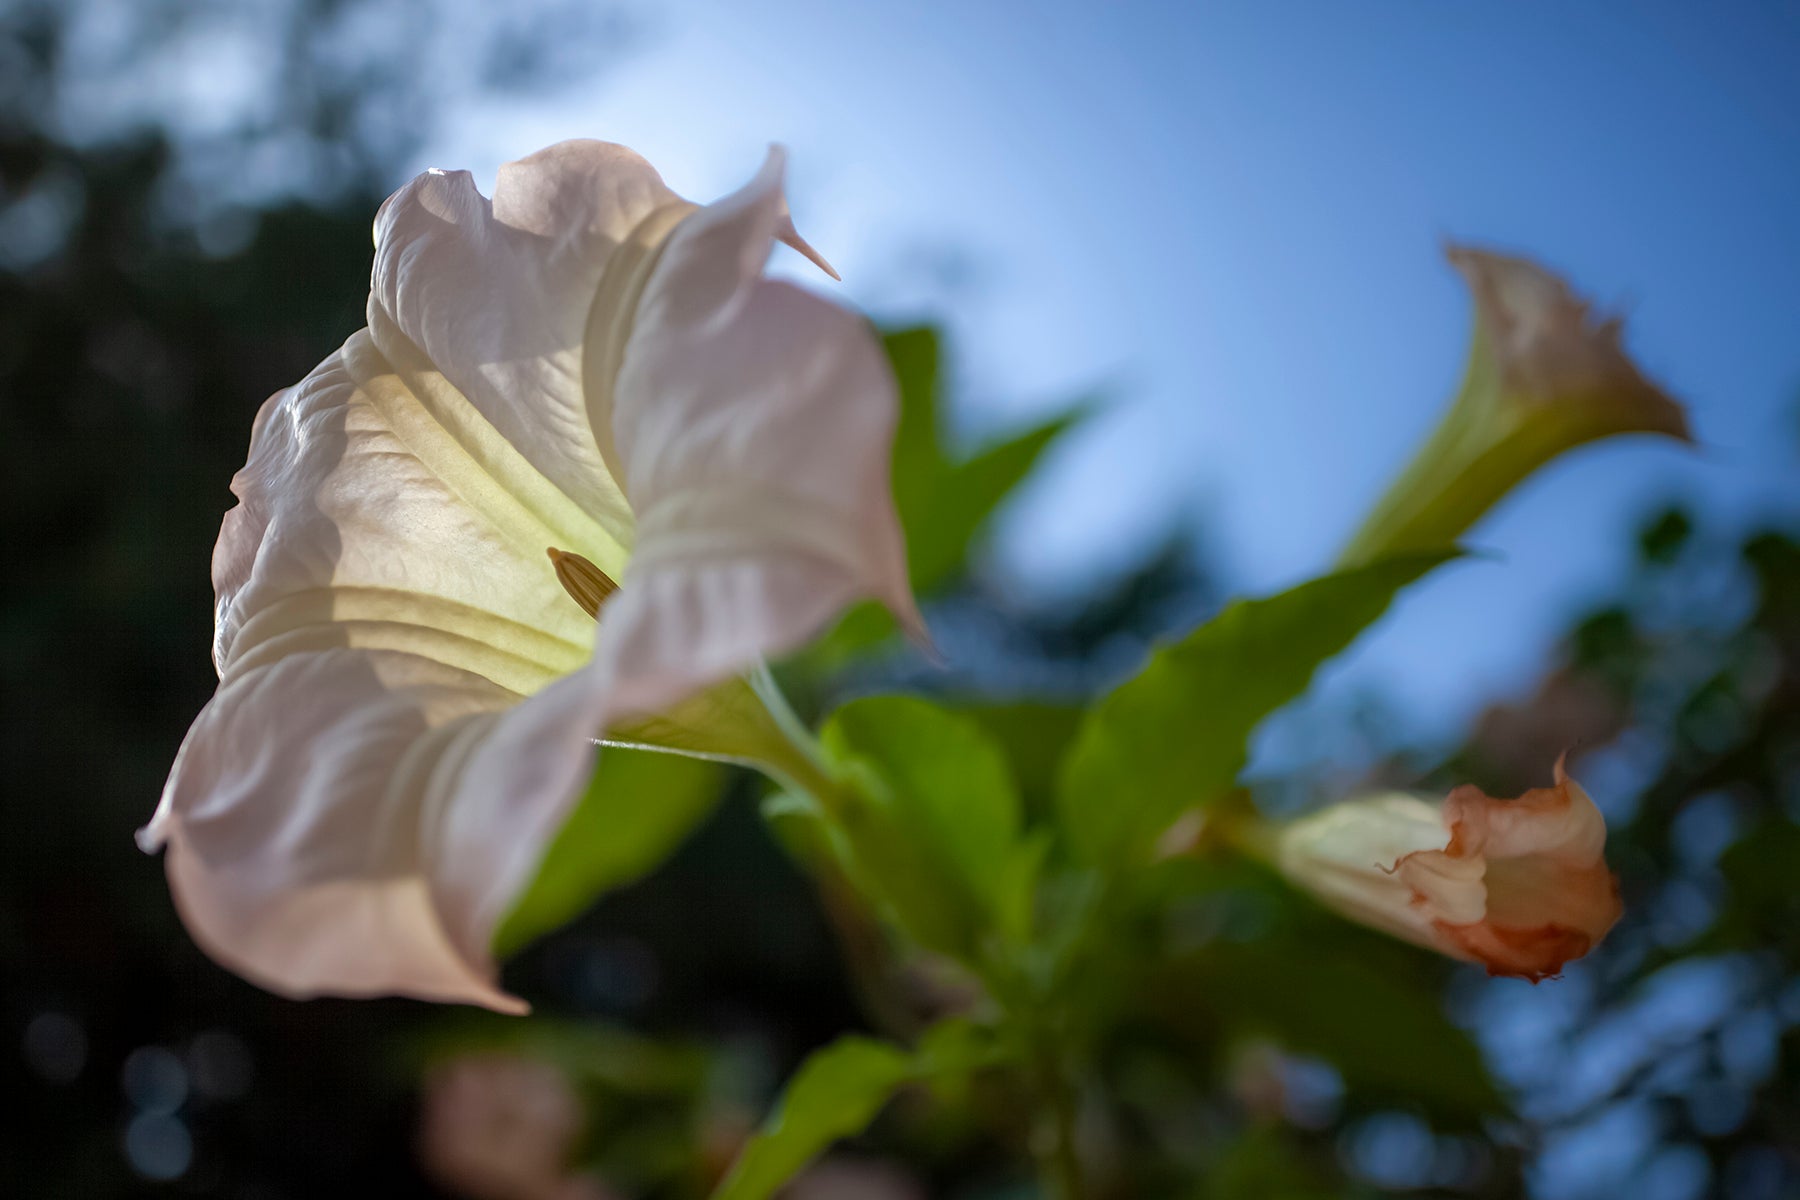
[142,140,919,1012]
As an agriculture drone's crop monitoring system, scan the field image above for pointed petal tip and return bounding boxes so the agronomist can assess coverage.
[759,145,838,281]
[778,216,841,280]
[486,992,532,1017]
[898,607,942,666]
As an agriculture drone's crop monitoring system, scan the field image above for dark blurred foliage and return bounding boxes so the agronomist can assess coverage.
[1431,503,1800,1199]
[0,2,667,1196]
[4,1,1799,1197]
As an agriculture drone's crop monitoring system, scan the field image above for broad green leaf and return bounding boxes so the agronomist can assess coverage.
[1151,941,1503,1120]
[1057,551,1458,865]
[710,1036,914,1200]
[493,747,725,959]
[823,696,1033,954]
[906,408,1085,592]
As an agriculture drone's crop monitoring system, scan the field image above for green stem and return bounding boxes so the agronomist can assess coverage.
[743,664,854,810]
[747,669,1092,1196]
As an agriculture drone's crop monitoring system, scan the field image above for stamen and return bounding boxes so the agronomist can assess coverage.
[547,547,618,619]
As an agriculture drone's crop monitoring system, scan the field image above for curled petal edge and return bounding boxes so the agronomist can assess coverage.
[1392,759,1623,981]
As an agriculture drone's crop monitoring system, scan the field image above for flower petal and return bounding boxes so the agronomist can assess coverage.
[596,151,920,712]
[151,141,914,1010]
[371,140,698,560]
[209,338,599,686]
[1276,763,1621,980]
[1406,763,1622,980]
[1446,244,1691,441]
[152,651,507,1011]
[148,645,622,1011]
[1274,792,1462,947]
[149,332,622,1010]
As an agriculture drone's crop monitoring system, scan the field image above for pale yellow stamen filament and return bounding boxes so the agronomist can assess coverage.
[547,547,619,619]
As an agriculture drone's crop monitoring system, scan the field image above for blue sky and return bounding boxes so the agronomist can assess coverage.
[433,2,1798,741]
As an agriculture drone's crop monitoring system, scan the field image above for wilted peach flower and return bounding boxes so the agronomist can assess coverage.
[140,141,918,1011]
[1274,760,1622,980]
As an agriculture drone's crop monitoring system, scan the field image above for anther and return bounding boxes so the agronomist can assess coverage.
[547,547,619,619]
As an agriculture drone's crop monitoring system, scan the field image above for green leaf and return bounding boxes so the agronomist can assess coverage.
[906,409,1085,592]
[963,701,1085,805]
[1151,941,1503,1120]
[1057,551,1458,865]
[710,1037,914,1200]
[886,325,946,528]
[493,747,725,959]
[823,695,1033,954]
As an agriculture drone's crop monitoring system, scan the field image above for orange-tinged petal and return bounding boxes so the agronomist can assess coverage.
[1276,760,1622,980]
[1395,760,1622,981]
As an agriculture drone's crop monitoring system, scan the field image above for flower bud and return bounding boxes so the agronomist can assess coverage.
[1272,759,1621,980]
[1339,246,1691,566]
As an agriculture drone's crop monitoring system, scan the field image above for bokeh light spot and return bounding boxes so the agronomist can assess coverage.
[121,1045,190,1116]
[123,1113,192,1181]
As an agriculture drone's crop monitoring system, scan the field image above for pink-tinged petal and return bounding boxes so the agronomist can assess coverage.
[147,337,614,1009]
[371,140,696,556]
[153,651,506,1011]
[148,646,624,1012]
[150,140,911,1010]
[596,152,920,712]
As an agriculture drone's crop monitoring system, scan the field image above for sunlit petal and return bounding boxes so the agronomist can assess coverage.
[598,150,920,712]
[370,140,697,566]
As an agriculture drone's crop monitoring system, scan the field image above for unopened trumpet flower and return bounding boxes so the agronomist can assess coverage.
[141,140,919,1011]
[1270,760,1622,980]
[1340,246,1692,566]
